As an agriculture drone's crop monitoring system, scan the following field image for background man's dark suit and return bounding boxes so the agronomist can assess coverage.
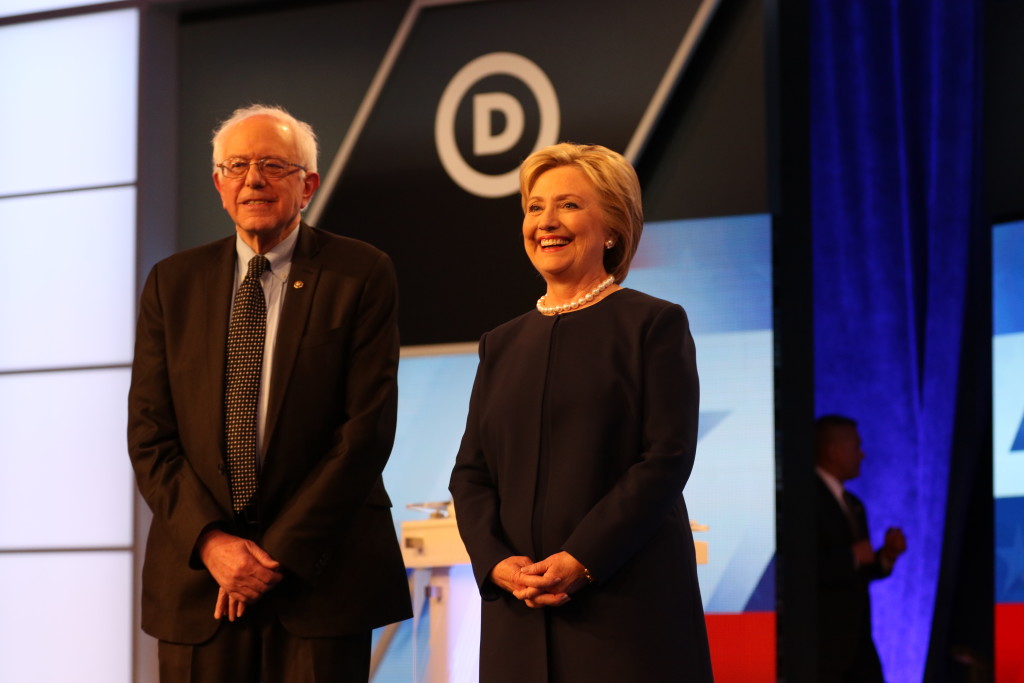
[816,475,890,682]
[815,414,905,683]
[128,222,412,644]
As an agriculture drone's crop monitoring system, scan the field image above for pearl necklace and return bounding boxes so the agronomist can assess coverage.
[536,275,616,315]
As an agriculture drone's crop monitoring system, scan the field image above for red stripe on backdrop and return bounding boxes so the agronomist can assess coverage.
[705,612,776,682]
[996,603,1024,682]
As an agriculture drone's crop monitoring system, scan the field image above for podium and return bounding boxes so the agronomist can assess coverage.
[395,503,479,683]
[385,503,708,683]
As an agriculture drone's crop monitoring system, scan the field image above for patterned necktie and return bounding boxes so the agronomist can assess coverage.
[224,254,268,514]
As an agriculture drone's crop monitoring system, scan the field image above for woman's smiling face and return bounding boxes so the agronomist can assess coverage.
[522,165,611,287]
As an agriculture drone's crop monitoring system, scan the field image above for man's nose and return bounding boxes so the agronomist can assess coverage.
[244,162,267,186]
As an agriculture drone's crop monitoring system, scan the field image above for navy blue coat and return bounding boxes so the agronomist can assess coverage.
[450,289,713,682]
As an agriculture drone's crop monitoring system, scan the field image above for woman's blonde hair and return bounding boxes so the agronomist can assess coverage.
[519,142,643,283]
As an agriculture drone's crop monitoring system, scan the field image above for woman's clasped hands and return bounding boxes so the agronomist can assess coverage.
[489,551,590,608]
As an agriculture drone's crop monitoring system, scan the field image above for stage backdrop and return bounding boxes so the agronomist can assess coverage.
[177,0,769,343]
[178,0,774,679]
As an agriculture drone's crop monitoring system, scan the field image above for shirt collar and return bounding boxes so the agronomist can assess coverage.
[234,223,300,281]
[815,466,846,504]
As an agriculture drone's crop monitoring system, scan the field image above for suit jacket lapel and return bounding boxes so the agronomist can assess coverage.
[263,223,321,456]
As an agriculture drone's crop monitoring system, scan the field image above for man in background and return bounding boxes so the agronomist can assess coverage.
[816,414,907,683]
[128,104,411,681]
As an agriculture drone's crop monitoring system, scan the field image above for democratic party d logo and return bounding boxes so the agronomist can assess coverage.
[435,52,560,198]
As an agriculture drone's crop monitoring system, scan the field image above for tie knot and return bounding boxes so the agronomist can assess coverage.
[246,254,269,280]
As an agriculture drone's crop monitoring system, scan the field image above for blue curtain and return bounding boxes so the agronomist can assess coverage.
[810,1,981,681]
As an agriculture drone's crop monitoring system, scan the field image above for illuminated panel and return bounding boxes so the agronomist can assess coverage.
[0,1,102,20]
[385,350,480,530]
[0,9,137,196]
[627,214,775,614]
[0,187,136,372]
[994,219,1024,682]
[0,551,132,682]
[0,368,133,550]
[0,6,139,681]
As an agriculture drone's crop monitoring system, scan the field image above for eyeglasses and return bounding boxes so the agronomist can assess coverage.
[216,157,307,179]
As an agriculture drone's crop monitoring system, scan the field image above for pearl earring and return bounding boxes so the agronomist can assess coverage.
[605,239,615,249]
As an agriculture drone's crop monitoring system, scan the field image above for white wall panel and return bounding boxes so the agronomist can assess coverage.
[0,5,141,679]
[0,2,101,20]
[0,551,132,682]
[0,187,136,372]
[0,368,134,550]
[0,9,138,196]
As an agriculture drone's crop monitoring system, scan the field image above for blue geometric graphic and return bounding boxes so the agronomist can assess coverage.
[1013,413,1024,452]
[994,221,1024,335]
[697,410,731,441]
[996,496,1024,603]
[743,553,775,612]
[628,214,772,335]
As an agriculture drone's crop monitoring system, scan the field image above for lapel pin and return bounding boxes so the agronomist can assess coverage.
[293,280,304,289]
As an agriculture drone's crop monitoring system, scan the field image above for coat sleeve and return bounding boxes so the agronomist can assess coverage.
[260,251,400,584]
[852,495,892,583]
[127,263,228,562]
[449,333,518,598]
[817,488,891,585]
[560,303,700,583]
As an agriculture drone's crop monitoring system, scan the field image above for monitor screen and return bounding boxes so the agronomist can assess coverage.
[993,219,1024,680]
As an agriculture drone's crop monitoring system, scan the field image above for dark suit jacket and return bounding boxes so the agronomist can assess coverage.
[128,223,412,644]
[816,475,888,682]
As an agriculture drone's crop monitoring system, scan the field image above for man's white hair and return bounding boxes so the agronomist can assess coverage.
[211,103,318,173]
